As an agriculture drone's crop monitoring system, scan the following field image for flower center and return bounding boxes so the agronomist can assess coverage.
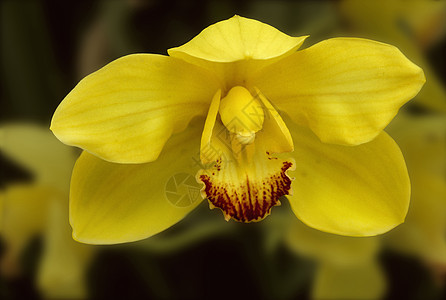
[197,88,295,222]
[219,86,264,145]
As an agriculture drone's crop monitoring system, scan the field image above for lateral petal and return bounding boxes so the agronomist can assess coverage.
[51,54,219,163]
[70,120,205,244]
[253,38,425,145]
[286,120,410,236]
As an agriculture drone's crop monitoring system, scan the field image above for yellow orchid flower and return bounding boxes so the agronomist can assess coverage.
[0,124,94,299]
[50,15,425,245]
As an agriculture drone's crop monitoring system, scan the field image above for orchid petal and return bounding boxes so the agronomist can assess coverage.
[70,120,205,244]
[51,54,219,164]
[254,38,425,145]
[286,120,410,236]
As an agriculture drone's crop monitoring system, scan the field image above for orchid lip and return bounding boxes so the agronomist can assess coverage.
[197,85,296,222]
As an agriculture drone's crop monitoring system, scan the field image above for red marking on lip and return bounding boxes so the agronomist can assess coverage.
[199,161,293,222]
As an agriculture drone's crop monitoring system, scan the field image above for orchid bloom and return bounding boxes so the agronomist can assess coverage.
[50,16,425,244]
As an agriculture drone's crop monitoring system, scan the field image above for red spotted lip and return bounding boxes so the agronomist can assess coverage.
[199,161,293,222]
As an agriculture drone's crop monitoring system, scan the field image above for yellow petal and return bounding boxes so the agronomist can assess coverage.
[51,54,219,164]
[286,120,410,236]
[253,38,425,146]
[313,261,386,300]
[168,15,306,63]
[198,90,294,222]
[0,124,75,192]
[200,90,222,164]
[70,119,205,244]
[254,88,293,153]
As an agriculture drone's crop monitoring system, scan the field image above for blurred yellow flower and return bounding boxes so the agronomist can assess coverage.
[0,124,94,299]
[50,16,424,244]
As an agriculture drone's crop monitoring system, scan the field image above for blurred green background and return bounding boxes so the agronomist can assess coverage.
[1,1,445,299]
